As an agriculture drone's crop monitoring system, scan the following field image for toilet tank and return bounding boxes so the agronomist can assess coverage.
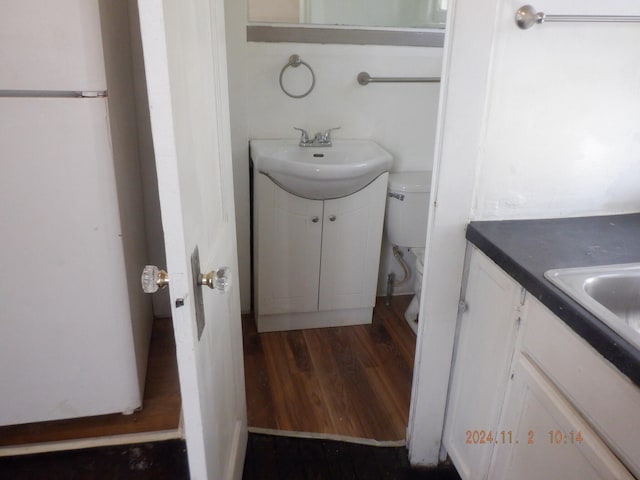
[385,171,432,248]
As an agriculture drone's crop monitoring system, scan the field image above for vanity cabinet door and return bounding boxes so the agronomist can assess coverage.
[255,174,323,315]
[319,173,388,311]
[443,247,523,480]
[488,355,634,480]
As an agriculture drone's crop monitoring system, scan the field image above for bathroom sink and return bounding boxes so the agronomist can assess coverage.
[250,139,393,199]
[545,263,640,350]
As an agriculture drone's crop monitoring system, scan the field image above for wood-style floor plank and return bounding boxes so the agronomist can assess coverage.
[304,327,371,438]
[242,310,278,430]
[262,331,335,434]
[0,317,181,446]
[243,295,416,441]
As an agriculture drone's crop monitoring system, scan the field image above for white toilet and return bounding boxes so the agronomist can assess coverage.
[384,171,432,332]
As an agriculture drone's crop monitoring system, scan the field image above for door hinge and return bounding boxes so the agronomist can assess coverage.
[519,287,527,306]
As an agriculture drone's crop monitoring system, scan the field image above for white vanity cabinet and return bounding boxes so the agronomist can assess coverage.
[445,246,639,480]
[254,172,388,332]
[254,175,323,316]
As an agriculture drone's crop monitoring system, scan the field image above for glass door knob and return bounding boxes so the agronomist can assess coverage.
[141,265,170,293]
[199,266,230,292]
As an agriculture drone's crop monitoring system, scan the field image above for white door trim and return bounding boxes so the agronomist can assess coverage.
[407,0,501,466]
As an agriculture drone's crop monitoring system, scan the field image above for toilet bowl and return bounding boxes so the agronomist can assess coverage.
[384,172,432,332]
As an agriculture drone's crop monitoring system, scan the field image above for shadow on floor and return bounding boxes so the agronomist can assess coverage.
[0,440,189,479]
[0,434,461,479]
[243,433,461,480]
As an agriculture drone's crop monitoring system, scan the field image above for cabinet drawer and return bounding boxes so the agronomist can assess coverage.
[522,297,640,477]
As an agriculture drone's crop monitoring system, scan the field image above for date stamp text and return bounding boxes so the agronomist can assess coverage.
[464,429,584,446]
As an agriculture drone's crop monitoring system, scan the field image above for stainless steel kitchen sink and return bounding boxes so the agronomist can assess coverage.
[545,263,640,350]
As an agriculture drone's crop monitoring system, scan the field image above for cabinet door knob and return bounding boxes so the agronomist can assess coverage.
[311,216,319,223]
[329,215,336,222]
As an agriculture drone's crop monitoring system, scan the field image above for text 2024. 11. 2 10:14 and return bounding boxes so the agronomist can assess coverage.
[465,429,584,445]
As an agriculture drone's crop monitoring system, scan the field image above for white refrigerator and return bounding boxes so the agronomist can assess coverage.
[0,0,152,426]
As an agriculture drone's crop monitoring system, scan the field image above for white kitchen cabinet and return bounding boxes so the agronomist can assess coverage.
[254,173,388,332]
[488,355,633,480]
[443,247,524,480]
[445,244,640,479]
[522,296,640,477]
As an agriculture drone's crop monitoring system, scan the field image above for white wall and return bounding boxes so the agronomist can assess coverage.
[128,0,171,318]
[245,42,441,168]
[99,0,155,395]
[224,0,252,312]
[409,0,640,467]
[472,0,640,220]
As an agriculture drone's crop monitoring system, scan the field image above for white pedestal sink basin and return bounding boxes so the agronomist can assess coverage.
[250,139,393,199]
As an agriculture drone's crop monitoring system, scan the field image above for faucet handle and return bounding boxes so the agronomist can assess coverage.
[321,127,341,142]
[294,127,310,144]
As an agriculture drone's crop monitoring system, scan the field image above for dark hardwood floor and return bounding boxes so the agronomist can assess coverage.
[243,295,416,441]
[0,317,181,447]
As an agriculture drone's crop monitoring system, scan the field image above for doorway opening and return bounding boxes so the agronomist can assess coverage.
[243,295,416,443]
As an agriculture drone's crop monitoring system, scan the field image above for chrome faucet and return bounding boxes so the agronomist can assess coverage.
[294,127,341,147]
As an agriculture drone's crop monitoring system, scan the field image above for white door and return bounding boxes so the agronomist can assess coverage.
[137,1,247,479]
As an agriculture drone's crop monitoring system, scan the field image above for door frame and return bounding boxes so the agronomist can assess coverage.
[406,0,498,466]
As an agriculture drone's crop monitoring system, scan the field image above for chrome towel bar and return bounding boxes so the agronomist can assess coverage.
[357,72,440,86]
[516,4,640,30]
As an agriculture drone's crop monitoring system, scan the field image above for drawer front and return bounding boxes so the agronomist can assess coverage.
[522,296,640,477]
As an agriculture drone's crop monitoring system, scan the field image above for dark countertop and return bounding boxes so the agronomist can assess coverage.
[466,213,640,387]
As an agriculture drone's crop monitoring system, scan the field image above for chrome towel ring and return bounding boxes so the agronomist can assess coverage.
[279,54,315,99]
